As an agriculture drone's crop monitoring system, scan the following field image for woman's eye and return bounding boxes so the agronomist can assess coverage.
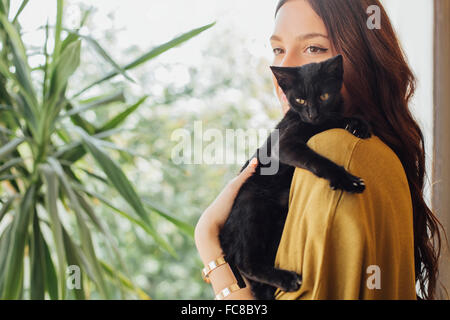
[306,46,328,54]
[273,48,284,55]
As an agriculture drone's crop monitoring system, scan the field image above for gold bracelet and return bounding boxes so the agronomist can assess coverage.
[215,283,241,300]
[201,256,227,283]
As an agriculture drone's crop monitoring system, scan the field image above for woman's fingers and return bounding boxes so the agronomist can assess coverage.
[234,157,258,185]
[242,157,258,176]
[250,157,259,168]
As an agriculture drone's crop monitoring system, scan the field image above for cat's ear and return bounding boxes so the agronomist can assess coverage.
[321,54,344,79]
[270,66,298,91]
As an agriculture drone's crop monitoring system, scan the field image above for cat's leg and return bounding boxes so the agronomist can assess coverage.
[248,280,277,300]
[232,193,302,295]
[274,136,365,193]
[238,265,302,293]
[342,116,372,139]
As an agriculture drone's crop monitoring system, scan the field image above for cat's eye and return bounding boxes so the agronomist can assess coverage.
[295,98,306,105]
[320,93,329,101]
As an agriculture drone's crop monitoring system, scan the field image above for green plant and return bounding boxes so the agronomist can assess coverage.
[0,0,214,299]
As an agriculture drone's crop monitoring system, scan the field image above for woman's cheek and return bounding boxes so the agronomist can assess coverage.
[282,103,290,115]
[271,73,290,114]
[278,88,290,112]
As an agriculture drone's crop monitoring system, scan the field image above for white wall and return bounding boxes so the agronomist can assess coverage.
[381,0,434,205]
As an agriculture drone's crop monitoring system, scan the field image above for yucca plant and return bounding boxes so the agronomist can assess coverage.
[0,0,214,299]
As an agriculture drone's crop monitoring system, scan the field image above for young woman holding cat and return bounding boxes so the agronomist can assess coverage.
[195,0,445,300]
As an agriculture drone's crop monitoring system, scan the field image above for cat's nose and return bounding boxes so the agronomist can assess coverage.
[307,108,319,121]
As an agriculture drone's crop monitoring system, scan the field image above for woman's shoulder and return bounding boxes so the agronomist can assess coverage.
[301,127,413,223]
[276,129,416,300]
[306,128,406,182]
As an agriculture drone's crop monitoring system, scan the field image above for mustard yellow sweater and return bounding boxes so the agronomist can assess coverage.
[274,128,417,299]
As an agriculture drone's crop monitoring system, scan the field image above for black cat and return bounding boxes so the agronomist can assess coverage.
[218,55,372,300]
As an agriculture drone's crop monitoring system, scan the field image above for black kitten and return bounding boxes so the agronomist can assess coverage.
[218,55,372,300]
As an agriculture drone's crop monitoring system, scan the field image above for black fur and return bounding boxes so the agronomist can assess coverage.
[219,55,372,300]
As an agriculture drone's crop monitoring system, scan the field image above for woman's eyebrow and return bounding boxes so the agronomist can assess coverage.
[270,33,329,42]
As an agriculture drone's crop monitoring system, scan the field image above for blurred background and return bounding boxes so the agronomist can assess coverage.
[0,0,447,299]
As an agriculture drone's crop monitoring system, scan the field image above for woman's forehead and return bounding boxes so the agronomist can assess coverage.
[272,0,328,40]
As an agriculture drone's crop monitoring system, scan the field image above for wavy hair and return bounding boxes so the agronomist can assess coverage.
[275,0,447,299]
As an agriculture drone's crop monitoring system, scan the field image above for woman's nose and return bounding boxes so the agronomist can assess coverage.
[279,50,305,67]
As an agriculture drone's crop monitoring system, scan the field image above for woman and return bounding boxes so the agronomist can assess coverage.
[195,0,444,300]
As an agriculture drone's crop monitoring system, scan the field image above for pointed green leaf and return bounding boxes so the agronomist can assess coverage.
[73,22,216,98]
[40,38,81,148]
[52,0,64,62]
[0,222,13,292]
[0,136,25,160]
[64,102,97,135]
[73,183,173,252]
[98,95,148,132]
[0,14,39,135]
[0,157,24,175]
[73,188,127,275]
[64,30,135,83]
[47,157,109,298]
[55,128,71,144]
[142,198,194,238]
[0,12,37,103]
[12,0,29,23]
[1,184,36,299]
[77,91,125,105]
[42,20,51,100]
[0,1,6,14]
[78,131,176,256]
[54,127,123,163]
[46,40,81,114]
[59,91,125,119]
[0,194,18,224]
[99,260,150,300]
[39,163,67,299]
[61,226,86,300]
[60,31,79,53]
[42,232,59,300]
[30,213,46,299]
[78,130,150,225]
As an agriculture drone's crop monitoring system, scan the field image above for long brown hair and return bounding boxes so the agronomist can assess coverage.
[275,0,446,299]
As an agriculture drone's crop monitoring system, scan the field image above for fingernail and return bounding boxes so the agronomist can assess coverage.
[250,158,258,168]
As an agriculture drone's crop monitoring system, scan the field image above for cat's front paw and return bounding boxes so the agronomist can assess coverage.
[329,166,365,193]
[344,117,371,139]
[278,270,302,292]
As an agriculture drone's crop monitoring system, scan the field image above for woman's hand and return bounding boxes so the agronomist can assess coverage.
[194,157,258,299]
